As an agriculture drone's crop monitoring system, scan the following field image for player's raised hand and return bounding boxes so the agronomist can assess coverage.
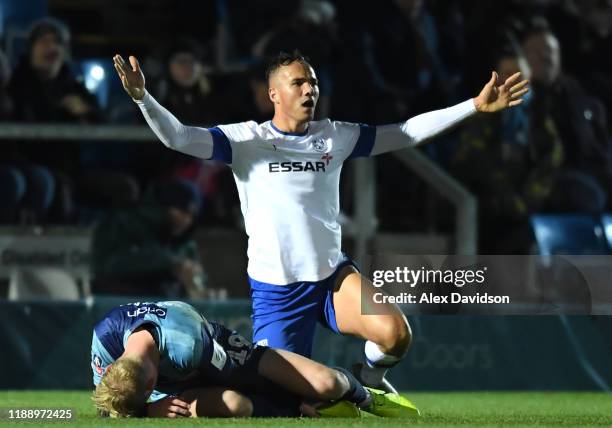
[113,54,145,100]
[473,71,529,113]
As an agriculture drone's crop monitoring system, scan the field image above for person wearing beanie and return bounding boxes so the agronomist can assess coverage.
[156,177,202,213]
[154,178,203,237]
[8,17,102,123]
[90,178,207,298]
[7,18,143,224]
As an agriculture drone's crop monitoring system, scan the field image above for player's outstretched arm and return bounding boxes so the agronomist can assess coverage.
[368,71,529,156]
[112,54,214,159]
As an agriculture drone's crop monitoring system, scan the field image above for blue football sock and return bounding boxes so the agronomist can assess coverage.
[333,366,371,407]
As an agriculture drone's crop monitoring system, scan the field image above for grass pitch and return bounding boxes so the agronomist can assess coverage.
[0,390,611,427]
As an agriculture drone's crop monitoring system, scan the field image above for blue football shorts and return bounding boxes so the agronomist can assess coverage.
[249,255,360,357]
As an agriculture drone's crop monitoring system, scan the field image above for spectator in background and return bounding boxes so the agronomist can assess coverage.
[559,0,612,129]
[0,47,56,224]
[451,38,563,253]
[148,38,240,227]
[8,18,102,123]
[155,38,218,125]
[5,18,99,224]
[91,178,206,299]
[521,17,610,212]
[7,18,143,224]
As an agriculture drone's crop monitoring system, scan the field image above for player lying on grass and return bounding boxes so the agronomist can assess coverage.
[91,301,419,418]
[113,51,529,394]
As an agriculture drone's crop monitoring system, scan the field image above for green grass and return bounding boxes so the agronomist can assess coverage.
[1,391,611,427]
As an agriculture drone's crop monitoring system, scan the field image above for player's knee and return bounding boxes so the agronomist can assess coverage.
[377,315,412,356]
[311,367,345,400]
[222,390,253,417]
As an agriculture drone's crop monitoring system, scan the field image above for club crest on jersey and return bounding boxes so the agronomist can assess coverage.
[312,137,328,153]
[93,354,104,375]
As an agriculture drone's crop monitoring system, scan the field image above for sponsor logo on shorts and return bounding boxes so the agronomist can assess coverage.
[256,339,269,347]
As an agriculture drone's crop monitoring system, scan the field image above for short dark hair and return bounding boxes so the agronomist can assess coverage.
[520,16,554,44]
[265,50,311,81]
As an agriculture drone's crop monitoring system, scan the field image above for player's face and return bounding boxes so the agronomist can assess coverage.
[269,61,319,124]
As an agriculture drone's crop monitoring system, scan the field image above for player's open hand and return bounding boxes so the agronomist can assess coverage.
[113,54,145,100]
[146,396,192,418]
[473,71,529,113]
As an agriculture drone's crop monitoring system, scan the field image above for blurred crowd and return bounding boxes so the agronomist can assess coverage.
[0,0,611,256]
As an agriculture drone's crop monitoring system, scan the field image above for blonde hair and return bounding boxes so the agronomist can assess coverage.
[92,356,148,417]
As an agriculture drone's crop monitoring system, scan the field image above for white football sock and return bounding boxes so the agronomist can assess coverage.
[360,340,401,386]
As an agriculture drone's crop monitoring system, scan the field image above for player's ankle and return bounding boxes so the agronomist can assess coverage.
[358,390,373,409]
[360,364,388,386]
[334,367,369,405]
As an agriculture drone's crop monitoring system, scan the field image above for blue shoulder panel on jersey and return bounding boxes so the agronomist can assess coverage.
[209,127,233,164]
[94,316,125,360]
[348,124,376,159]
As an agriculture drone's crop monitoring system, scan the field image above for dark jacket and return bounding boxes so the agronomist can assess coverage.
[91,203,198,296]
[8,57,102,123]
[530,76,611,173]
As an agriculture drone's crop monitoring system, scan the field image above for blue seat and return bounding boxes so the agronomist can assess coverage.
[530,214,609,256]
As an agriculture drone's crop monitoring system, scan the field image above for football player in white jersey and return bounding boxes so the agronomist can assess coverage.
[113,50,528,393]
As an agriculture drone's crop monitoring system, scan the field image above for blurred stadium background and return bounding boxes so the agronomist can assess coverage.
[0,0,612,415]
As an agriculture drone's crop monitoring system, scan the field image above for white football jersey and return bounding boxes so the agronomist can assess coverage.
[211,120,375,285]
[135,91,476,286]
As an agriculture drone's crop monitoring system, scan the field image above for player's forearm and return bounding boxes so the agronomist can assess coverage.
[134,91,214,158]
[371,99,477,155]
